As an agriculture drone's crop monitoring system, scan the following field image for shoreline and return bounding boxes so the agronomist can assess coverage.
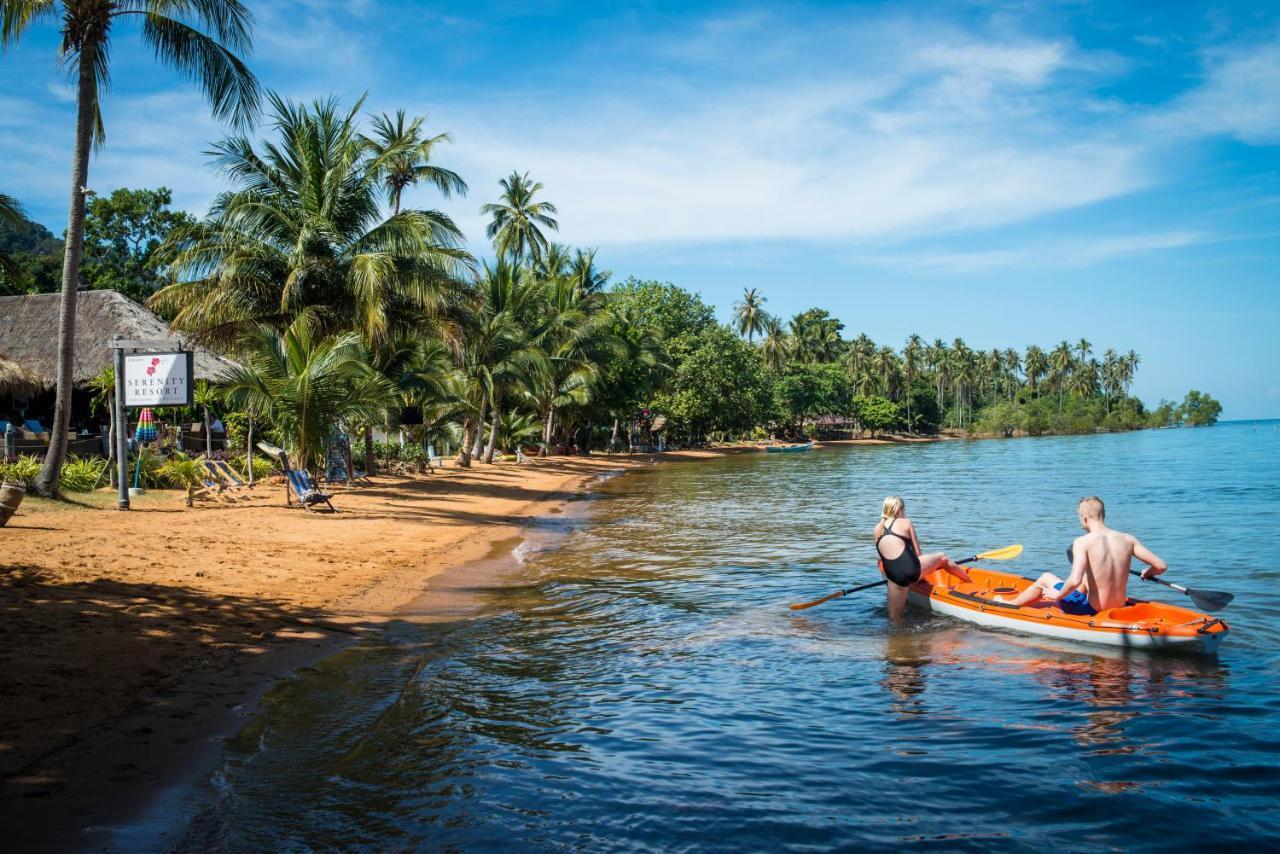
[0,447,745,850]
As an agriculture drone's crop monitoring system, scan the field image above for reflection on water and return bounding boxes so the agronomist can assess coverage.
[162,423,1279,851]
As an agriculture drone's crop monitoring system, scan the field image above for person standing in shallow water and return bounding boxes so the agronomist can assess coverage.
[874,496,973,620]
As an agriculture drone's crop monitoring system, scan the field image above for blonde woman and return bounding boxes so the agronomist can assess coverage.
[874,496,973,619]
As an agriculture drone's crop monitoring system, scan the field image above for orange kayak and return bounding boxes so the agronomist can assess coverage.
[908,565,1229,654]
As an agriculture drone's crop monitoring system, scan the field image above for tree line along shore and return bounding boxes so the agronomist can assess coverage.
[0,4,1220,500]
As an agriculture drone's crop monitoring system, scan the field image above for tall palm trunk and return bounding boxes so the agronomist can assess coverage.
[35,45,97,497]
[246,416,255,485]
[363,425,376,476]
[541,406,554,456]
[471,393,488,458]
[458,419,474,468]
[610,418,620,451]
[203,405,214,457]
[482,392,501,464]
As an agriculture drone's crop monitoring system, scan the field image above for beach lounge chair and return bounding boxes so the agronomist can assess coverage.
[515,447,532,464]
[287,467,337,512]
[212,459,252,490]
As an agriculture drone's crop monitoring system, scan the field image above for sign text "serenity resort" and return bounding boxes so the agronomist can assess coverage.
[123,352,194,407]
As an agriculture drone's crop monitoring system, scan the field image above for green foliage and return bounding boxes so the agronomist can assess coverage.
[58,456,107,492]
[904,381,941,433]
[129,447,167,488]
[221,315,399,471]
[974,400,1025,437]
[151,94,470,344]
[159,454,208,506]
[1148,399,1180,428]
[1179,389,1222,427]
[607,278,716,350]
[652,325,771,438]
[81,187,196,303]
[0,193,61,294]
[854,395,901,436]
[0,454,42,487]
[773,362,854,431]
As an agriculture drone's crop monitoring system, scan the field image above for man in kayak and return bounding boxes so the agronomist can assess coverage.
[1000,496,1167,614]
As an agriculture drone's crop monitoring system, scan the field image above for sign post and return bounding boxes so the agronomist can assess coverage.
[111,337,194,510]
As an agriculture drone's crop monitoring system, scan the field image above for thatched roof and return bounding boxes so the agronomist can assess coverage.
[0,290,239,386]
[0,353,42,394]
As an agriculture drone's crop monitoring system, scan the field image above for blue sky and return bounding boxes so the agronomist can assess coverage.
[2,0,1278,417]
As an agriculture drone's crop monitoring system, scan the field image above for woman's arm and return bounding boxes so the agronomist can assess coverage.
[907,520,924,556]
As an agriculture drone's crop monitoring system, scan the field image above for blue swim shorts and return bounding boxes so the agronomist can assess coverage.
[1053,581,1097,616]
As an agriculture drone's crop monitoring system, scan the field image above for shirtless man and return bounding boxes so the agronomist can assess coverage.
[1003,496,1167,615]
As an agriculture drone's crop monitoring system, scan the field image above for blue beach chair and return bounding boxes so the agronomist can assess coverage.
[286,467,337,512]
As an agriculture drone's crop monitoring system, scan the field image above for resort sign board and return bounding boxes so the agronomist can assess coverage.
[123,351,194,407]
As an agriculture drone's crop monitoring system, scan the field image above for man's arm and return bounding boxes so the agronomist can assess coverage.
[1132,537,1167,580]
[1045,538,1089,600]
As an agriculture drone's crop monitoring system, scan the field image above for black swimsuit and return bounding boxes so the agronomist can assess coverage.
[877,520,922,587]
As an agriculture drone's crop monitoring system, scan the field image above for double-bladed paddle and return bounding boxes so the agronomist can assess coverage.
[1128,569,1234,612]
[788,544,1023,611]
[1065,545,1235,612]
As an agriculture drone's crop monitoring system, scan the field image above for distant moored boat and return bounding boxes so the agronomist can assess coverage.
[765,442,814,453]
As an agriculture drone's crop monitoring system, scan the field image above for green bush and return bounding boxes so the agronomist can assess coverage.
[225,453,274,481]
[0,454,41,487]
[59,456,107,492]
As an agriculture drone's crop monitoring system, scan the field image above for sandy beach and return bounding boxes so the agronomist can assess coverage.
[0,448,741,848]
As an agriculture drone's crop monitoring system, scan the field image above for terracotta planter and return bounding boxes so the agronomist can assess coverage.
[0,482,26,527]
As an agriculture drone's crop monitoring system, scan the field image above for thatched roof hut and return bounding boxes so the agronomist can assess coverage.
[0,354,42,394]
[0,290,238,386]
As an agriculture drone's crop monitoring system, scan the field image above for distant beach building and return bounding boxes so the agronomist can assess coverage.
[0,290,238,456]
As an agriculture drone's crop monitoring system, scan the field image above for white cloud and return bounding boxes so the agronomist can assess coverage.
[856,231,1207,274]
[1152,36,1280,144]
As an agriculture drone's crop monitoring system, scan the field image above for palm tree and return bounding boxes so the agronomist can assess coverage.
[1002,348,1021,400]
[1050,341,1073,410]
[362,109,467,215]
[0,191,28,292]
[152,94,471,345]
[1024,345,1047,397]
[481,171,559,267]
[902,335,923,431]
[5,0,261,497]
[760,314,788,372]
[874,346,900,399]
[733,288,768,342]
[222,313,398,472]
[569,247,610,296]
[1075,338,1093,365]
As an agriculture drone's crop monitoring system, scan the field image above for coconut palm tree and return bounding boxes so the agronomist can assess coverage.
[0,191,28,292]
[152,94,471,345]
[1002,348,1021,400]
[902,334,923,431]
[1024,344,1047,397]
[1075,338,1093,365]
[362,109,467,215]
[569,247,610,297]
[221,313,398,472]
[1049,341,1073,410]
[760,314,788,372]
[733,288,768,342]
[4,0,262,497]
[481,171,559,267]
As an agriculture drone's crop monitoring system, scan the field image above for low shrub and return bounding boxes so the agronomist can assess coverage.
[59,456,107,492]
[0,454,41,487]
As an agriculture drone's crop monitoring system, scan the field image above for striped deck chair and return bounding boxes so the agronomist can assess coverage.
[515,447,532,464]
[212,459,252,490]
[286,467,337,512]
[200,459,245,500]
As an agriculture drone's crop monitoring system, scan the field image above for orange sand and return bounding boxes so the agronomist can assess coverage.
[0,449,736,846]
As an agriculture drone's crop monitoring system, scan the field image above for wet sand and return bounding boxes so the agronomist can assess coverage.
[0,449,739,850]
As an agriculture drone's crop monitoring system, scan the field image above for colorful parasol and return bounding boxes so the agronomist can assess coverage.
[134,408,157,442]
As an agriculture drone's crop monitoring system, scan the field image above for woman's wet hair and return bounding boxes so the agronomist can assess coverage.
[881,496,904,523]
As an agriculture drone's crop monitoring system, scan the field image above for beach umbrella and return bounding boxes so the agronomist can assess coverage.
[133,408,157,488]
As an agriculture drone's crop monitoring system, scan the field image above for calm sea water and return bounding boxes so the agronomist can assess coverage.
[167,422,1280,851]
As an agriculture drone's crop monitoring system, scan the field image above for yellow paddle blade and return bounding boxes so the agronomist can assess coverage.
[975,544,1023,561]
